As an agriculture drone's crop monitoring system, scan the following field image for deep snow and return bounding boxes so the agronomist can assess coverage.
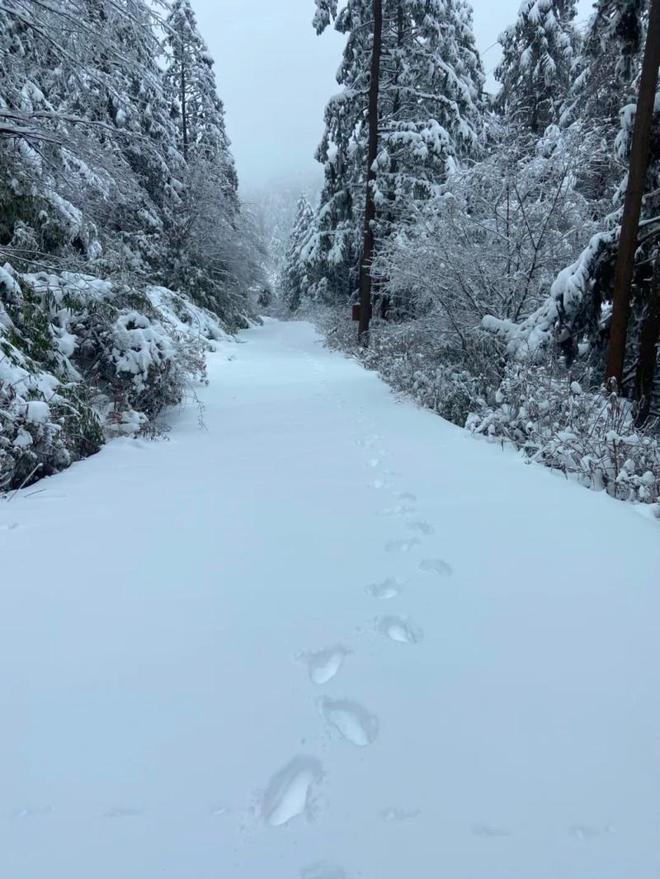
[1,319,659,879]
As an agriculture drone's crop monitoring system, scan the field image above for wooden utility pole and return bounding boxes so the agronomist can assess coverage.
[605,0,660,388]
[357,0,383,345]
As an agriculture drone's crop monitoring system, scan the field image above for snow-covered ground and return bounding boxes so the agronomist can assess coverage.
[2,319,659,879]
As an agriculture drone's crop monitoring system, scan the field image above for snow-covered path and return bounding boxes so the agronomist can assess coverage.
[2,319,659,879]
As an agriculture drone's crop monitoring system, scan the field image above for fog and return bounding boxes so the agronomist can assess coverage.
[191,0,595,190]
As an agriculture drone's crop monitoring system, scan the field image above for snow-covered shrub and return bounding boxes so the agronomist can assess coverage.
[375,124,599,330]
[323,310,501,426]
[0,269,103,491]
[468,365,660,505]
[312,305,658,510]
[1,263,227,490]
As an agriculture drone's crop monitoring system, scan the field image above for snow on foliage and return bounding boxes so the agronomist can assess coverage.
[0,263,228,491]
[496,0,580,133]
[468,366,660,504]
[285,0,659,514]
[305,0,486,305]
[481,231,615,361]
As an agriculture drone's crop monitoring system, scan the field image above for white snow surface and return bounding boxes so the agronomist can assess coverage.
[1,319,659,879]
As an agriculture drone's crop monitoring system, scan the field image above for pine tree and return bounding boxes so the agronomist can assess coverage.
[562,0,648,130]
[40,0,186,270]
[0,0,183,268]
[162,0,251,316]
[489,1,660,415]
[376,1,485,232]
[496,0,580,134]
[164,0,238,209]
[310,0,485,307]
[281,195,316,312]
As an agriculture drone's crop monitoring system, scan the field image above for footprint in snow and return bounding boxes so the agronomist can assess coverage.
[385,537,421,553]
[379,615,423,645]
[380,503,416,518]
[472,822,510,838]
[103,807,144,819]
[320,698,379,747]
[366,577,402,600]
[261,756,323,827]
[406,520,435,536]
[208,804,231,817]
[12,805,53,819]
[304,646,349,685]
[380,807,421,822]
[569,824,614,840]
[397,491,417,502]
[0,522,19,532]
[419,558,453,577]
[301,862,348,879]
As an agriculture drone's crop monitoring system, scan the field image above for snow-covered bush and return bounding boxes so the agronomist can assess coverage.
[375,124,599,329]
[0,269,103,491]
[0,263,228,490]
[313,306,659,510]
[322,310,501,426]
[468,365,660,505]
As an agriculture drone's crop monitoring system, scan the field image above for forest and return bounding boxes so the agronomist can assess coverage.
[1,0,659,509]
[0,0,265,491]
[283,0,660,507]
[3,4,660,878]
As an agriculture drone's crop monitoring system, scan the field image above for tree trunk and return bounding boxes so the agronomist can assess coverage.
[634,253,660,425]
[357,0,383,346]
[605,0,660,388]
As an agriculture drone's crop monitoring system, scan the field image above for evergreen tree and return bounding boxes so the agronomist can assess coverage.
[164,0,238,209]
[490,1,660,413]
[496,0,580,134]
[0,0,259,324]
[562,0,648,130]
[0,0,183,269]
[310,0,485,307]
[162,0,250,317]
[281,195,316,312]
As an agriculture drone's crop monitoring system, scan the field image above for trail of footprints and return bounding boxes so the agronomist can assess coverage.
[4,407,608,877]
[260,425,456,878]
[5,425,461,872]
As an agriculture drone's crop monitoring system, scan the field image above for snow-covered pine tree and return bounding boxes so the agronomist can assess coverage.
[496,0,580,134]
[164,0,238,209]
[281,195,316,312]
[0,0,181,270]
[560,0,660,396]
[486,1,660,415]
[105,0,184,255]
[162,0,249,318]
[309,0,485,308]
[375,1,484,237]
[558,1,650,205]
[309,0,372,306]
[562,0,647,131]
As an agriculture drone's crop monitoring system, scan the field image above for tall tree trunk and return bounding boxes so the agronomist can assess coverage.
[357,0,383,346]
[634,252,660,425]
[605,0,660,388]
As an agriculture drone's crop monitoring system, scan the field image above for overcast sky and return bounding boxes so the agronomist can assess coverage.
[191,0,595,191]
